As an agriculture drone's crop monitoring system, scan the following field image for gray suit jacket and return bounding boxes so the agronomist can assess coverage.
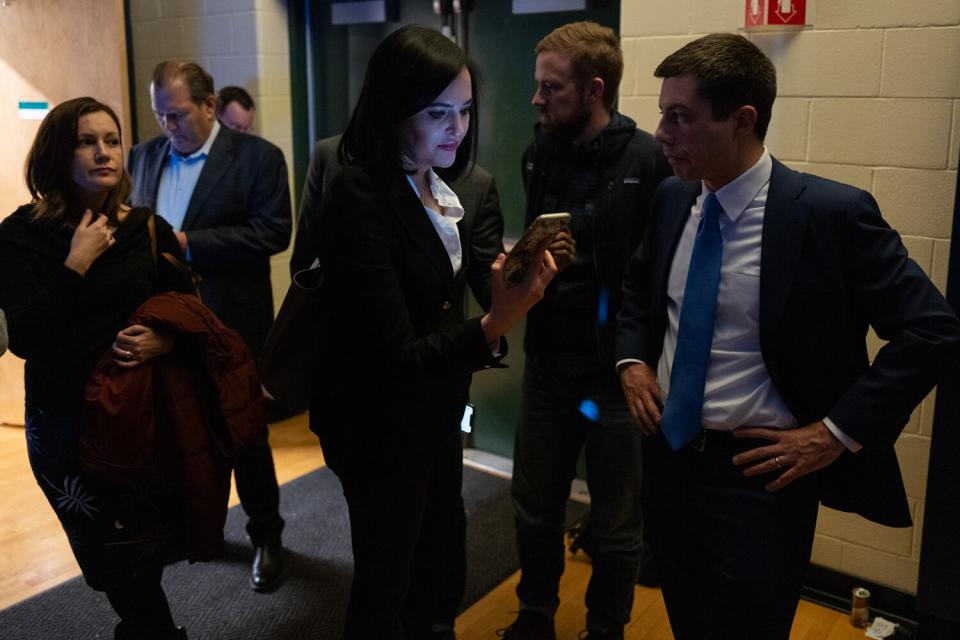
[128,126,292,354]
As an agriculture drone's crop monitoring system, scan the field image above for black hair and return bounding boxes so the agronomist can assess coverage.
[655,33,776,140]
[217,85,255,113]
[339,25,480,181]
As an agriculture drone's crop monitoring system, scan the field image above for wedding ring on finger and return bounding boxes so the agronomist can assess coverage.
[773,456,782,468]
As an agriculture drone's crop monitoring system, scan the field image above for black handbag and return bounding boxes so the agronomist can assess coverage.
[259,259,328,412]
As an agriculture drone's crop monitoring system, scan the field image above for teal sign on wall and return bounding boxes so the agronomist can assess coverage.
[18,101,49,120]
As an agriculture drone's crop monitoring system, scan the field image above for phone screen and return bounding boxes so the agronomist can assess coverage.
[460,403,475,434]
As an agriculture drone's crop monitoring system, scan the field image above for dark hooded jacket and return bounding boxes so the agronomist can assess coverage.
[521,112,671,374]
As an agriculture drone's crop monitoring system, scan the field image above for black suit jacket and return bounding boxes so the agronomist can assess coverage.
[291,135,504,310]
[128,126,292,355]
[310,166,503,442]
[616,158,960,526]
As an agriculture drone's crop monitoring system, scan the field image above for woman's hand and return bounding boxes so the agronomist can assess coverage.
[64,210,115,276]
[481,244,558,343]
[112,324,174,368]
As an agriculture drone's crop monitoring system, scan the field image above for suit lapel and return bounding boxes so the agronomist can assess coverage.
[143,140,171,208]
[759,159,810,374]
[657,181,700,300]
[182,128,236,231]
[389,175,456,281]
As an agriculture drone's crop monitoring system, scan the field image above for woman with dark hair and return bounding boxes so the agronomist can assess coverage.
[0,97,193,639]
[307,25,557,640]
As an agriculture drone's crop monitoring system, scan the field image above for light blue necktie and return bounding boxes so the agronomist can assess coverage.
[660,193,724,451]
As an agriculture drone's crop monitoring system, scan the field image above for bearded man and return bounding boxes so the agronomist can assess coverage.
[500,21,671,640]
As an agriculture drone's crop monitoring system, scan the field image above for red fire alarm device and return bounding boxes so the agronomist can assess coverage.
[745,0,806,29]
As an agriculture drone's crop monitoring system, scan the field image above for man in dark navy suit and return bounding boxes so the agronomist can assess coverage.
[128,61,291,593]
[615,34,959,639]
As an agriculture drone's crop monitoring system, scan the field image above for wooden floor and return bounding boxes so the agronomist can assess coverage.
[0,413,865,639]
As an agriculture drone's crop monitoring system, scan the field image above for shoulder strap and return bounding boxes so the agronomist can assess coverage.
[147,213,158,259]
[147,212,201,291]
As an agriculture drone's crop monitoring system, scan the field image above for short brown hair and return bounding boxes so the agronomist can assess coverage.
[536,21,622,110]
[151,60,216,104]
[25,97,132,224]
[655,33,777,140]
[217,85,255,114]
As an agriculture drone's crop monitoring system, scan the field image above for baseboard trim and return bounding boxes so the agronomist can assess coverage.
[462,448,591,504]
[803,564,918,631]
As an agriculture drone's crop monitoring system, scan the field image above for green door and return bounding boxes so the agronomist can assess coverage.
[290,0,620,458]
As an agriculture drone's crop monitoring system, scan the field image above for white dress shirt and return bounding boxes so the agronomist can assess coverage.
[405,170,464,275]
[636,149,858,449]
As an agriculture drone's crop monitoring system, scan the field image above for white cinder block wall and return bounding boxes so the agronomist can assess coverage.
[620,0,959,594]
[128,0,294,309]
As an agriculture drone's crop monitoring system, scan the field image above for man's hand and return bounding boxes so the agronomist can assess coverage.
[732,421,846,491]
[548,231,576,272]
[619,362,662,435]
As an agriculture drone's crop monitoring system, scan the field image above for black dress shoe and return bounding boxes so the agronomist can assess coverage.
[114,624,187,640]
[497,610,556,640]
[250,541,284,592]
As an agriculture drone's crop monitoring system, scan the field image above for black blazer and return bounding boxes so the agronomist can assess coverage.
[310,166,503,442]
[128,126,292,354]
[291,135,504,311]
[616,158,960,526]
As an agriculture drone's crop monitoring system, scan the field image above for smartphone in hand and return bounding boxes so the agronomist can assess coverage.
[503,212,570,284]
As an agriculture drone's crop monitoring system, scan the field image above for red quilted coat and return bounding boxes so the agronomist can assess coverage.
[81,292,266,561]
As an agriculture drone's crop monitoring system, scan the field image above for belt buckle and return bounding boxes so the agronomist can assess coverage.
[689,430,706,452]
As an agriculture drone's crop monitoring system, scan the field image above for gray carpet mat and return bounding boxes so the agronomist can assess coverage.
[0,465,587,639]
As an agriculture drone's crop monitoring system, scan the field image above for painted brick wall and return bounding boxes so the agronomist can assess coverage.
[620,0,959,594]
[128,0,294,308]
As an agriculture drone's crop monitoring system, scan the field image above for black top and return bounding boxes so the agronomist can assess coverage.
[0,205,193,410]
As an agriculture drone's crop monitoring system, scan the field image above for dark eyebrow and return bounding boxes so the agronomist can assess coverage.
[425,100,473,109]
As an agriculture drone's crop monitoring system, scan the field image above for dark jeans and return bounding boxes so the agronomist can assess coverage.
[321,423,464,640]
[643,430,820,640]
[234,428,285,546]
[512,355,646,632]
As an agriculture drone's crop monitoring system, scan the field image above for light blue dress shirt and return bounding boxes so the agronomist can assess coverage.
[621,149,859,450]
[155,120,221,236]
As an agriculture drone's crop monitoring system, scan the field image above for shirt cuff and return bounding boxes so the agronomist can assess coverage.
[823,416,862,452]
[615,358,645,374]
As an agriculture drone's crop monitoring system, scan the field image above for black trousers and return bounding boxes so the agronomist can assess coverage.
[642,430,820,640]
[106,561,177,639]
[216,306,285,548]
[234,428,285,546]
[321,424,464,640]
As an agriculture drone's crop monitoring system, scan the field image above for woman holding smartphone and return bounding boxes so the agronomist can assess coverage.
[0,98,194,639]
[306,25,556,640]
